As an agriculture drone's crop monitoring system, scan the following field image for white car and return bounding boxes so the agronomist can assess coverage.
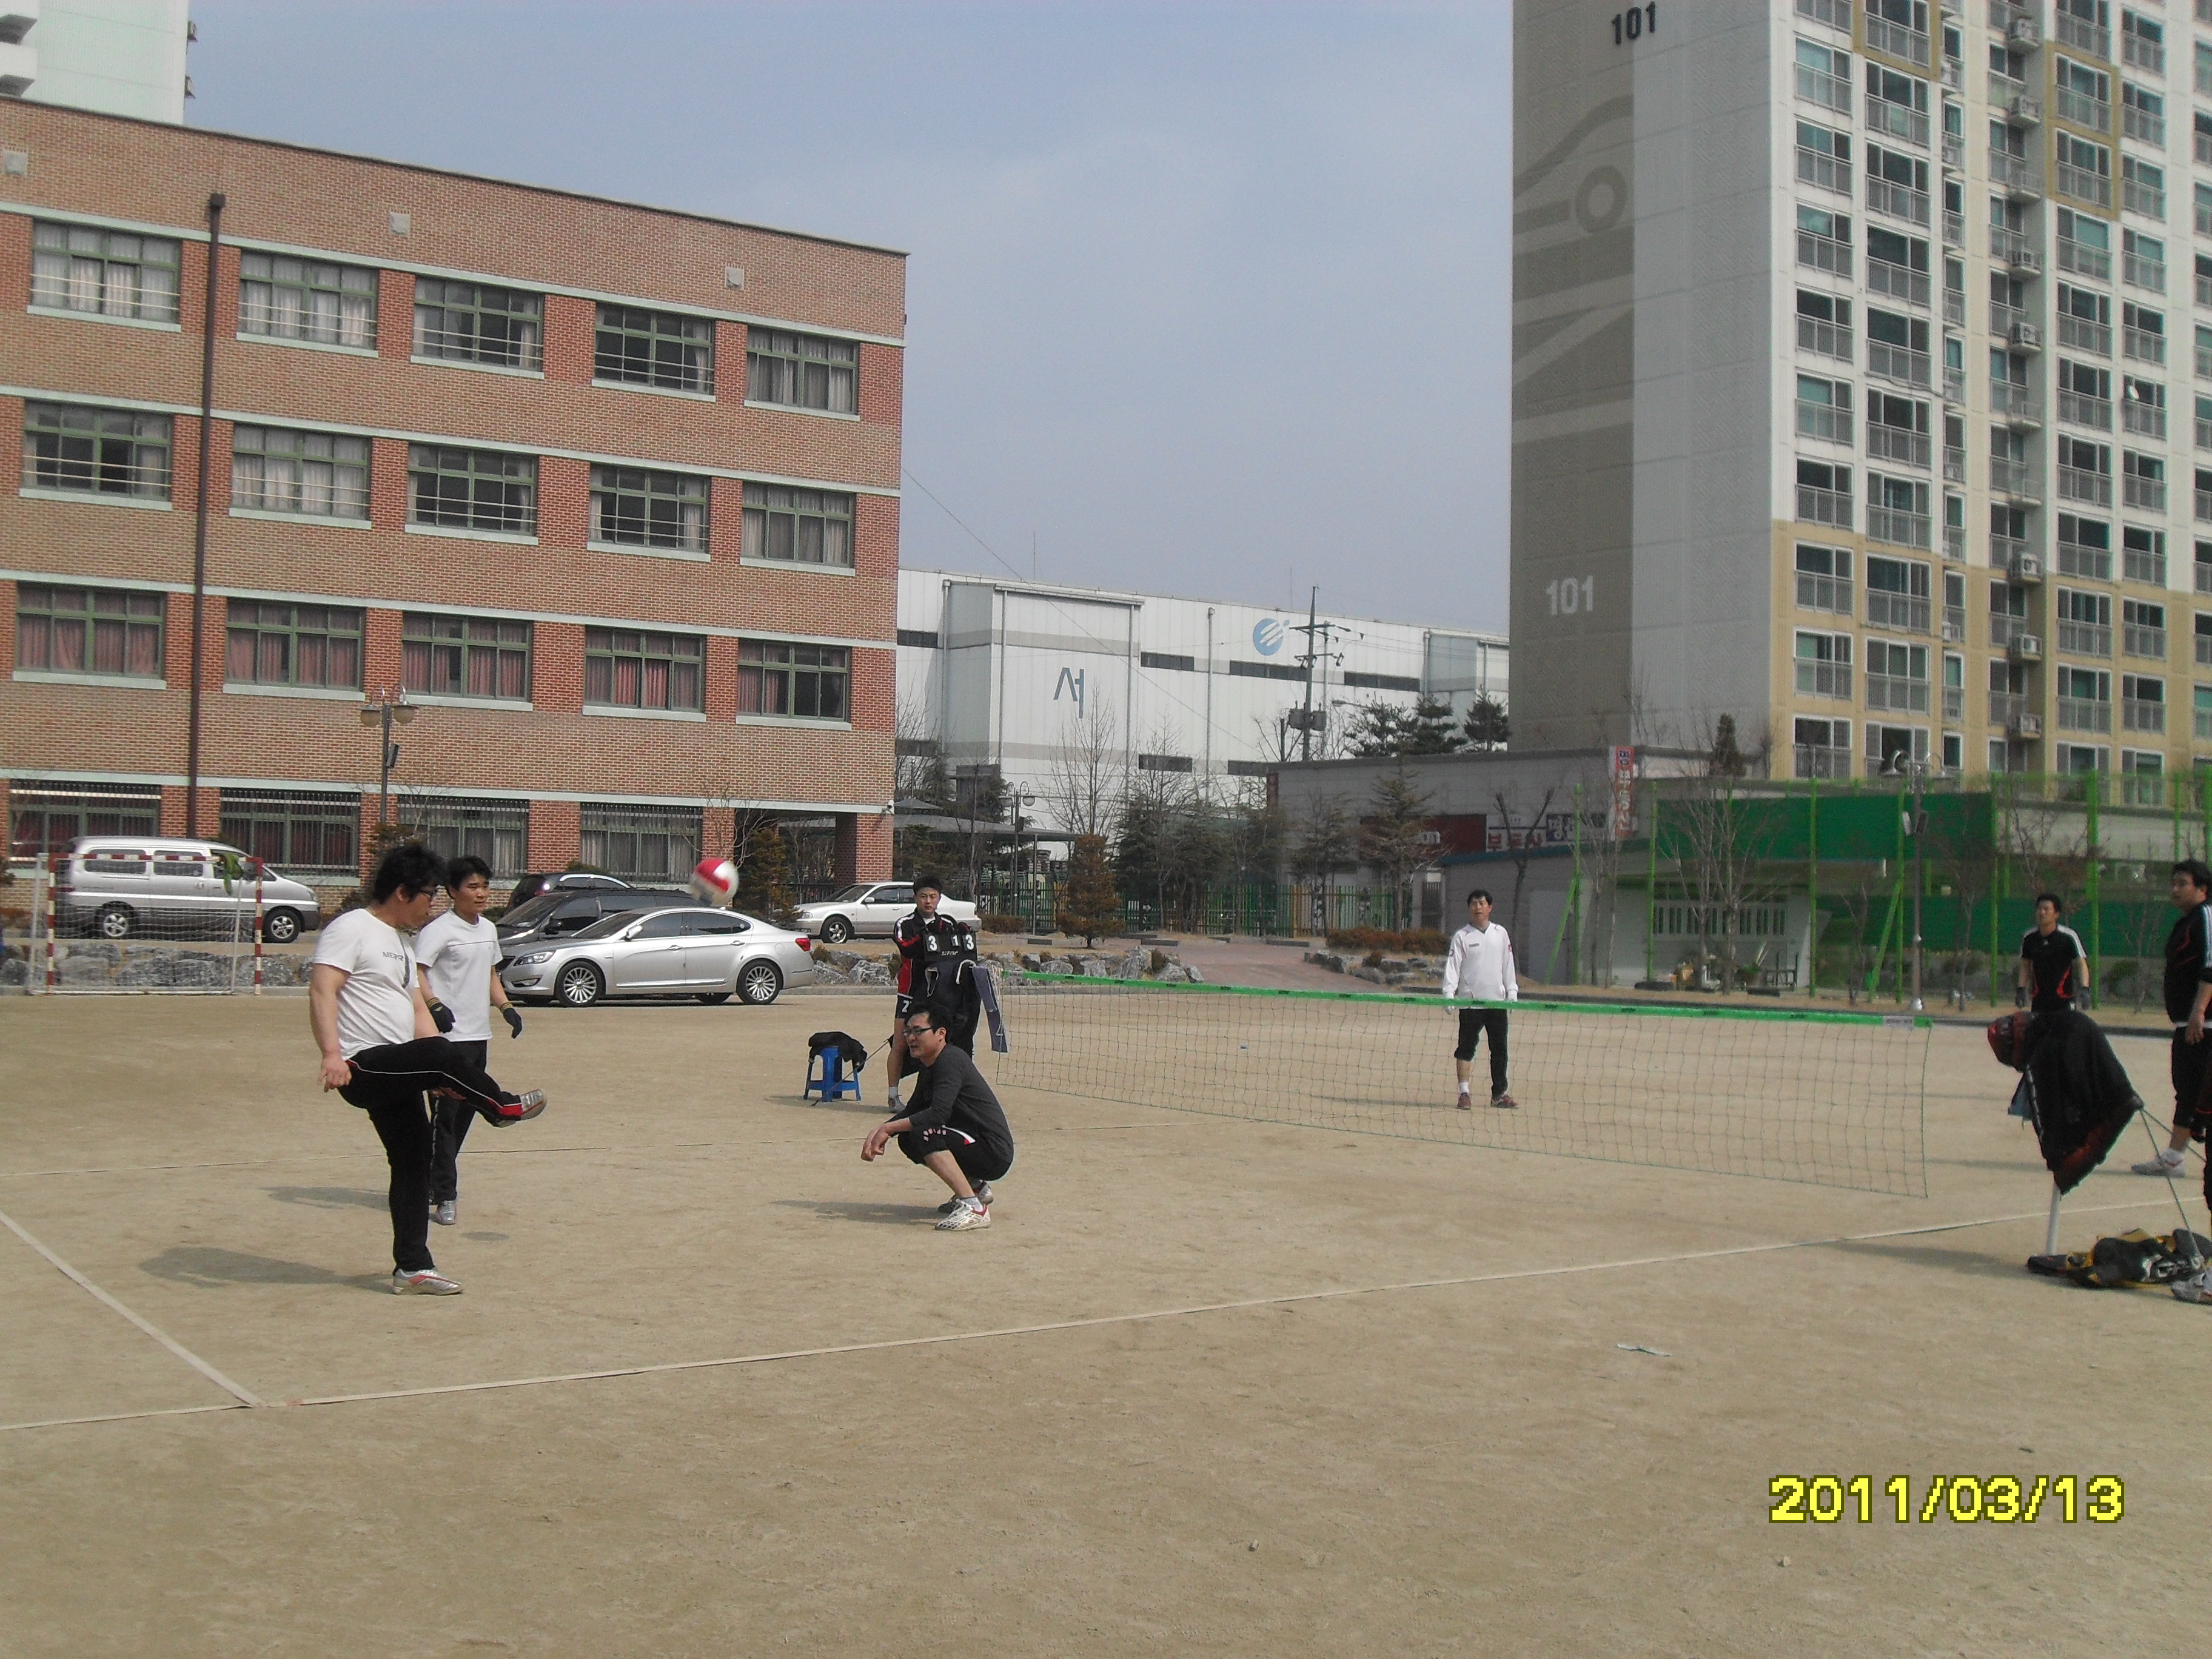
[794,882,979,944]
[53,836,324,943]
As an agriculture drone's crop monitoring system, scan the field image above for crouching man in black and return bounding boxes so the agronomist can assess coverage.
[861,1005,1012,1232]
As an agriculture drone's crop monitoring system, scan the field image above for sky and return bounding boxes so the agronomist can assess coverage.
[189,1,1513,633]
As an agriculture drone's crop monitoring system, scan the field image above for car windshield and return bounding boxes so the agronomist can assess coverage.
[500,895,563,928]
[825,885,870,902]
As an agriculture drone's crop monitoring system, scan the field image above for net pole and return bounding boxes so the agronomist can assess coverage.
[43,855,57,993]
[252,871,264,996]
[2086,769,2102,1011]
[1644,786,1658,985]
[1808,777,1820,999]
[2043,1179,2062,1257]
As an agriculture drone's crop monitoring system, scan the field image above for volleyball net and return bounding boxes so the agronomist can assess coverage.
[991,978,1931,1196]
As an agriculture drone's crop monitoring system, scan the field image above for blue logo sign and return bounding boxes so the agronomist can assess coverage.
[1253,618,1287,656]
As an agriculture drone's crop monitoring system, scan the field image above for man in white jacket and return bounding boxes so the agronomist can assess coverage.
[1441,888,1518,1109]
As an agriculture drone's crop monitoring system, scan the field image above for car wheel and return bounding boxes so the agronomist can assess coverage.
[696,991,733,1005]
[262,908,301,945]
[738,960,783,1005]
[96,903,135,940]
[555,962,604,1007]
[820,914,852,945]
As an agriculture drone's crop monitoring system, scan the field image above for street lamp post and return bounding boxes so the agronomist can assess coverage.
[1908,759,1927,1013]
[358,688,417,835]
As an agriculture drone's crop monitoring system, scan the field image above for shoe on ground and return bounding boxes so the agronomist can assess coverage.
[432,1199,457,1227]
[392,1267,463,1295]
[491,1090,546,1125]
[936,1197,991,1231]
[1490,1093,1520,1110]
[1455,1093,1473,1111]
[936,1181,993,1214]
[2132,1148,2186,1175]
[2171,1266,2212,1304]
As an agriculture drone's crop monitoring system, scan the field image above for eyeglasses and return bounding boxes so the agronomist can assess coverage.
[904,1025,934,1037]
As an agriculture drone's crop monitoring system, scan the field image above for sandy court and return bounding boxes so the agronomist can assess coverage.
[0,990,2204,1655]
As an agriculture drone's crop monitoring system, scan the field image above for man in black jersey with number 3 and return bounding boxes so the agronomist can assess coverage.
[2016,893,2088,1014]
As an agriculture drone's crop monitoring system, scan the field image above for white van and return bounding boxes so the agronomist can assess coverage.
[52,837,324,943]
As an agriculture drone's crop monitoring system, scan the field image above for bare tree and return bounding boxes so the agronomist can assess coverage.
[1490,785,1558,955]
[1652,715,1785,992]
[1041,703,1123,840]
[894,692,943,805]
[1292,794,1356,936]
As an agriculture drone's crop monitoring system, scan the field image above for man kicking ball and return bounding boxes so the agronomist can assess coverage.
[415,854,525,1228]
[309,843,548,1295]
[1443,887,1519,1109]
[862,1005,1013,1231]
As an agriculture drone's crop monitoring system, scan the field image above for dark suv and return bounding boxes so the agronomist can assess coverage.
[495,887,691,959]
[506,871,632,907]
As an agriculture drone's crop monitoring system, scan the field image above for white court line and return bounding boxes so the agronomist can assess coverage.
[0,1204,262,1408]
[0,1403,246,1434]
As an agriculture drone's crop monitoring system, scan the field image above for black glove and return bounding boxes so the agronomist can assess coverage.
[2014,985,2028,1010]
[427,997,455,1034]
[501,1005,523,1039]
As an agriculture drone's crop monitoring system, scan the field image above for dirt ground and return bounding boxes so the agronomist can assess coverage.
[0,991,2203,1656]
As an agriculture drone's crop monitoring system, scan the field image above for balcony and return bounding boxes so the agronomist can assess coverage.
[1868,94,1931,149]
[1992,456,2042,500]
[1867,590,1932,632]
[1944,685,1966,721]
[2200,129,2212,167]
[2059,389,2113,429]
[1945,366,1968,404]
[2199,486,2212,520]
[2124,624,2168,658]
[1866,13,1929,64]
[1866,673,1931,714]
[1989,152,2042,201]
[2200,346,2212,381]
[1868,340,1931,387]
[1797,484,1852,528]
[2058,620,2113,657]
[1796,571,1852,613]
[1945,209,1968,249]
[2053,13,2108,57]
[2011,709,2045,739]
[1796,65,1851,113]
[2056,87,2109,132]
[2198,273,2212,308]
[1793,744,1852,780]
[1945,604,1967,640]
[1866,423,1931,468]
[1797,316,1852,360]
[2123,106,2167,147]
[2123,474,2168,511]
[2198,631,2212,664]
[2123,327,2167,366]
[1869,257,1930,307]
[2058,696,2114,732]
[2056,164,2113,210]
[1945,521,1966,561]
[2055,233,2107,280]
[2124,697,2167,734]
[2123,180,2166,221]
[2122,35,2165,76]
[2122,773,2167,807]
[1943,444,1966,482]
[2059,464,2114,505]
[1942,287,1964,326]
[1992,690,2038,731]
[1798,229,1851,275]
[2058,314,2113,356]
[1797,398,1851,443]
[1797,661,1852,699]
[2058,540,2113,580]
[2009,634,2046,663]
[1868,175,1930,226]
[2122,400,2167,440]
[1866,506,1934,548]
[1794,0,1849,26]
[2125,548,2169,586]
[1796,146,1851,195]
[2124,252,2166,293]
[1942,132,1964,172]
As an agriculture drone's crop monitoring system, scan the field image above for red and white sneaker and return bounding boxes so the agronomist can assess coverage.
[935,1197,991,1231]
[491,1090,546,1124]
[392,1267,462,1295]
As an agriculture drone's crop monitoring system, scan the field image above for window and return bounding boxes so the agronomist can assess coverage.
[238,253,376,349]
[217,789,360,876]
[401,613,532,702]
[1865,391,1927,464]
[1797,41,1851,113]
[1793,717,1851,779]
[590,465,708,554]
[407,444,537,536]
[30,221,179,323]
[1866,226,1928,305]
[412,278,543,370]
[1866,723,1929,773]
[1866,307,1928,384]
[1797,119,1851,193]
[2123,672,2167,732]
[578,805,700,883]
[1341,671,1423,692]
[1225,759,1275,778]
[2058,358,2111,428]
[2056,132,2114,208]
[741,482,854,567]
[745,327,858,414]
[9,784,159,860]
[1865,143,1929,223]
[2124,524,2167,585]
[2123,229,2165,293]
[2056,588,2114,658]
[897,628,940,649]
[584,628,703,712]
[1798,375,1852,442]
[2199,684,2212,740]
[1142,651,1198,671]
[14,583,163,679]
[2122,301,2166,365]
[224,600,364,690]
[1798,204,1852,273]
[2123,81,2167,145]
[2057,207,2113,280]
[1795,630,1852,697]
[2123,156,2166,220]
[2123,598,2167,658]
[400,796,530,879]
[1228,659,1307,682]
[1865,638,1929,711]
[22,402,170,500]
[594,304,713,393]
[1797,288,1853,359]
[229,426,370,520]
[738,639,849,720]
[1866,554,1931,631]
[1138,753,1195,773]
[1797,458,1852,526]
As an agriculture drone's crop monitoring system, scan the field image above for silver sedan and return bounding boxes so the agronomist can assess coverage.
[498,906,815,1008]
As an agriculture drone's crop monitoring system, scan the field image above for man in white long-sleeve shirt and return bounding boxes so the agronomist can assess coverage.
[1441,888,1518,1109]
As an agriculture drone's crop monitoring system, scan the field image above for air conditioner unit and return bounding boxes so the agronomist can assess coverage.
[2006,93,2042,124]
[2009,321,2042,350]
[2009,634,2043,662]
[2010,712,2043,738]
[2006,247,2042,276]
[1942,621,1963,643]
[2009,553,2044,581]
[2008,18,2041,49]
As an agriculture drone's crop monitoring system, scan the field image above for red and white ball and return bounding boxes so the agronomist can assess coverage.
[691,856,739,906]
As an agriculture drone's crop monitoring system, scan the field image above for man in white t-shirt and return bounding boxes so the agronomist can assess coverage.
[310,843,547,1296]
[417,854,525,1228]
[1441,888,1519,1110]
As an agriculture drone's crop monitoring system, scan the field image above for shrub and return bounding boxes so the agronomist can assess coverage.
[979,913,1024,934]
[1327,927,1446,955]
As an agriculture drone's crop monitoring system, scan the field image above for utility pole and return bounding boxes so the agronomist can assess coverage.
[1290,588,1348,762]
[184,190,226,837]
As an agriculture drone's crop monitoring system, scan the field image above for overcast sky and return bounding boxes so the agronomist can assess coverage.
[190,1,1512,632]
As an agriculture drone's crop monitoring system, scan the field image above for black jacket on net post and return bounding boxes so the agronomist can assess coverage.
[1991,1008,2145,1195]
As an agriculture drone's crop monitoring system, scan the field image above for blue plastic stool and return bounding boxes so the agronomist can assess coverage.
[805,1031,866,1101]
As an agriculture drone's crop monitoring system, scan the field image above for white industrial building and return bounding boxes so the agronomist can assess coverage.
[896,567,1509,817]
[0,0,192,122]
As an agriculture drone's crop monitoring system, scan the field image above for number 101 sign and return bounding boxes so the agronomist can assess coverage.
[1546,575,1595,617]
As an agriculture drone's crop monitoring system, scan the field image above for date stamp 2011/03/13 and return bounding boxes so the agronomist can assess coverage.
[1769,1475,2122,1524]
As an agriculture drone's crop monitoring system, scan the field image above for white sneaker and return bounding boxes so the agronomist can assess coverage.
[392,1267,462,1295]
[936,1197,991,1231]
[432,1200,457,1227]
[936,1181,993,1214]
[2171,1266,2212,1304]
[2132,1148,2187,1175]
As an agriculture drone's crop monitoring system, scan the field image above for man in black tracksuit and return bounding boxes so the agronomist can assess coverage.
[862,1004,1013,1232]
[885,875,980,1108]
[2143,860,2212,1187]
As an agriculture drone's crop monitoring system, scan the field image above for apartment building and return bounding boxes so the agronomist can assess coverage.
[0,100,902,890]
[1515,0,2212,795]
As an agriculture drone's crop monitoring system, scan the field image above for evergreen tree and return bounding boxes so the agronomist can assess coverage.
[740,824,799,927]
[1462,695,1510,751]
[1359,764,1435,930]
[1344,700,1410,757]
[1401,695,1466,755]
[1056,834,1120,945]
